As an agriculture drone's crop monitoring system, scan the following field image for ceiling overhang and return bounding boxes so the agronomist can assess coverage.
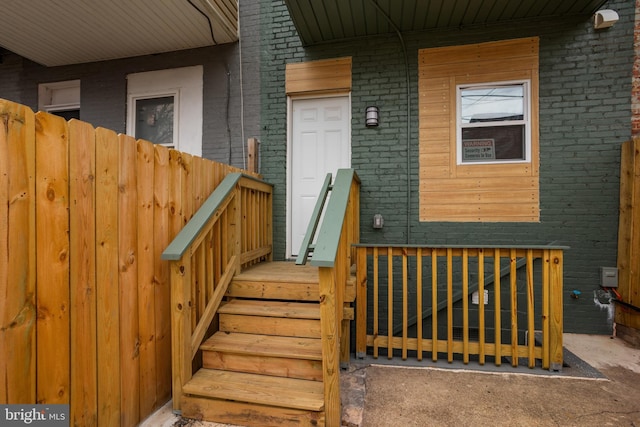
[0,0,238,67]
[284,0,610,46]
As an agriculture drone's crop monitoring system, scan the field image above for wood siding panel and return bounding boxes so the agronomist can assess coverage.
[419,37,540,222]
[286,57,352,95]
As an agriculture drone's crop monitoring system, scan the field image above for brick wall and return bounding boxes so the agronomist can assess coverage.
[261,0,634,334]
[0,37,262,168]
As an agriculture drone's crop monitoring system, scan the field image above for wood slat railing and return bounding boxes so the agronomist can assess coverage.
[306,169,360,426]
[161,173,273,412]
[355,245,566,371]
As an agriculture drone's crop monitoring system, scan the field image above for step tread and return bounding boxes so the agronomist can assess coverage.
[183,369,324,411]
[201,332,322,360]
[233,262,319,284]
[219,299,320,319]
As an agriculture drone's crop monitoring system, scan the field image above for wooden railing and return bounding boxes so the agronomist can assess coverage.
[161,173,272,412]
[355,245,566,371]
[306,169,360,426]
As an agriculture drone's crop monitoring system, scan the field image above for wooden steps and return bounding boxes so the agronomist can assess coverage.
[181,262,327,426]
[183,369,324,411]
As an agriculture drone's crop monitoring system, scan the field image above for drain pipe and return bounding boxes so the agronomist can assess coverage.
[366,0,412,243]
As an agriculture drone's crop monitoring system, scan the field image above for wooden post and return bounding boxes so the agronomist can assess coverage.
[549,249,564,371]
[355,247,367,358]
[170,257,193,412]
[318,267,340,426]
[247,138,259,173]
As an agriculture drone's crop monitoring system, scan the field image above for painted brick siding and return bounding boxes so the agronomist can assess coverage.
[0,40,262,168]
[261,0,634,334]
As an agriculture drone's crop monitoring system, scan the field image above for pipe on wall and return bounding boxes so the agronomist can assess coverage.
[366,0,412,243]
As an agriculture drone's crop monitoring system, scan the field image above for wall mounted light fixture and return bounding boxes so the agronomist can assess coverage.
[366,106,379,127]
[594,9,619,29]
[373,213,384,229]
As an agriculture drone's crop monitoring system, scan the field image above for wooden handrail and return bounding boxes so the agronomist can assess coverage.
[311,169,360,267]
[303,169,360,426]
[295,173,332,265]
[162,172,273,412]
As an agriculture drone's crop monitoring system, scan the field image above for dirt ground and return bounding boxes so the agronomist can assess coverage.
[360,365,640,426]
[360,335,640,427]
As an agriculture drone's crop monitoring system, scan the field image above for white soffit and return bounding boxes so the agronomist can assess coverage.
[0,0,238,67]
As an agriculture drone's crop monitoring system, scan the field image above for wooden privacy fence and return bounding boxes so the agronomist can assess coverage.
[0,99,256,426]
[617,138,640,335]
[355,245,566,370]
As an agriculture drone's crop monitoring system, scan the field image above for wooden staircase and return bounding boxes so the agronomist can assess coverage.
[179,262,328,427]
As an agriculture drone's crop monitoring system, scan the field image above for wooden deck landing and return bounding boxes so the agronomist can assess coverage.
[235,261,319,282]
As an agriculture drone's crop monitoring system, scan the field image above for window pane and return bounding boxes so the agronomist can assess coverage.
[462,125,525,162]
[461,85,524,124]
[135,96,174,145]
[52,109,80,120]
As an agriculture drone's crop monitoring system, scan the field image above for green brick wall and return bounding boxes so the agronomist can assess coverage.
[259,0,634,334]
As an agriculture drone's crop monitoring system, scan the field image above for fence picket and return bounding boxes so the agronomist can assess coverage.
[153,145,172,404]
[95,127,121,426]
[136,139,157,415]
[69,119,98,426]
[35,111,70,404]
[0,101,36,404]
[119,134,140,427]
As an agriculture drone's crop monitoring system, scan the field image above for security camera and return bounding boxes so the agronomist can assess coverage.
[594,9,619,30]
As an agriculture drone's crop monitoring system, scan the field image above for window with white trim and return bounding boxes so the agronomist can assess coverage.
[38,80,80,120]
[457,81,530,164]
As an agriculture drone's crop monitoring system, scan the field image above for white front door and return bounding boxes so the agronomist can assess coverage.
[289,96,351,258]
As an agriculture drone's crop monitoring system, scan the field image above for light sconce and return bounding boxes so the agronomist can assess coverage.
[373,213,384,229]
[366,106,379,127]
[594,9,619,29]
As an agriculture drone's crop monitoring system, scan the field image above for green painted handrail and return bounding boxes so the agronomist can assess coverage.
[295,173,332,265]
[161,173,271,261]
[162,173,241,261]
[310,169,358,267]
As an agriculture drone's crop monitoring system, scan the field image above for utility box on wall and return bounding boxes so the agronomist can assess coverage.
[600,267,618,288]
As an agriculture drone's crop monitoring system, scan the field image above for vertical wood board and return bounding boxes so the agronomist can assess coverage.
[95,127,121,427]
[0,100,36,403]
[68,119,98,426]
[35,111,70,404]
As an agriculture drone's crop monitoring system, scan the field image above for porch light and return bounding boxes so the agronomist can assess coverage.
[366,106,379,127]
[373,213,384,229]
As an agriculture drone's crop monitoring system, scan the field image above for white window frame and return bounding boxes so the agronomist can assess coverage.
[38,80,80,113]
[456,79,531,165]
[129,91,179,149]
[126,66,203,156]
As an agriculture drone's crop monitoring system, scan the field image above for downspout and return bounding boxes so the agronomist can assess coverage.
[366,0,412,244]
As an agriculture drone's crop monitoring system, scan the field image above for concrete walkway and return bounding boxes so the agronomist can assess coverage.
[141,333,640,426]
